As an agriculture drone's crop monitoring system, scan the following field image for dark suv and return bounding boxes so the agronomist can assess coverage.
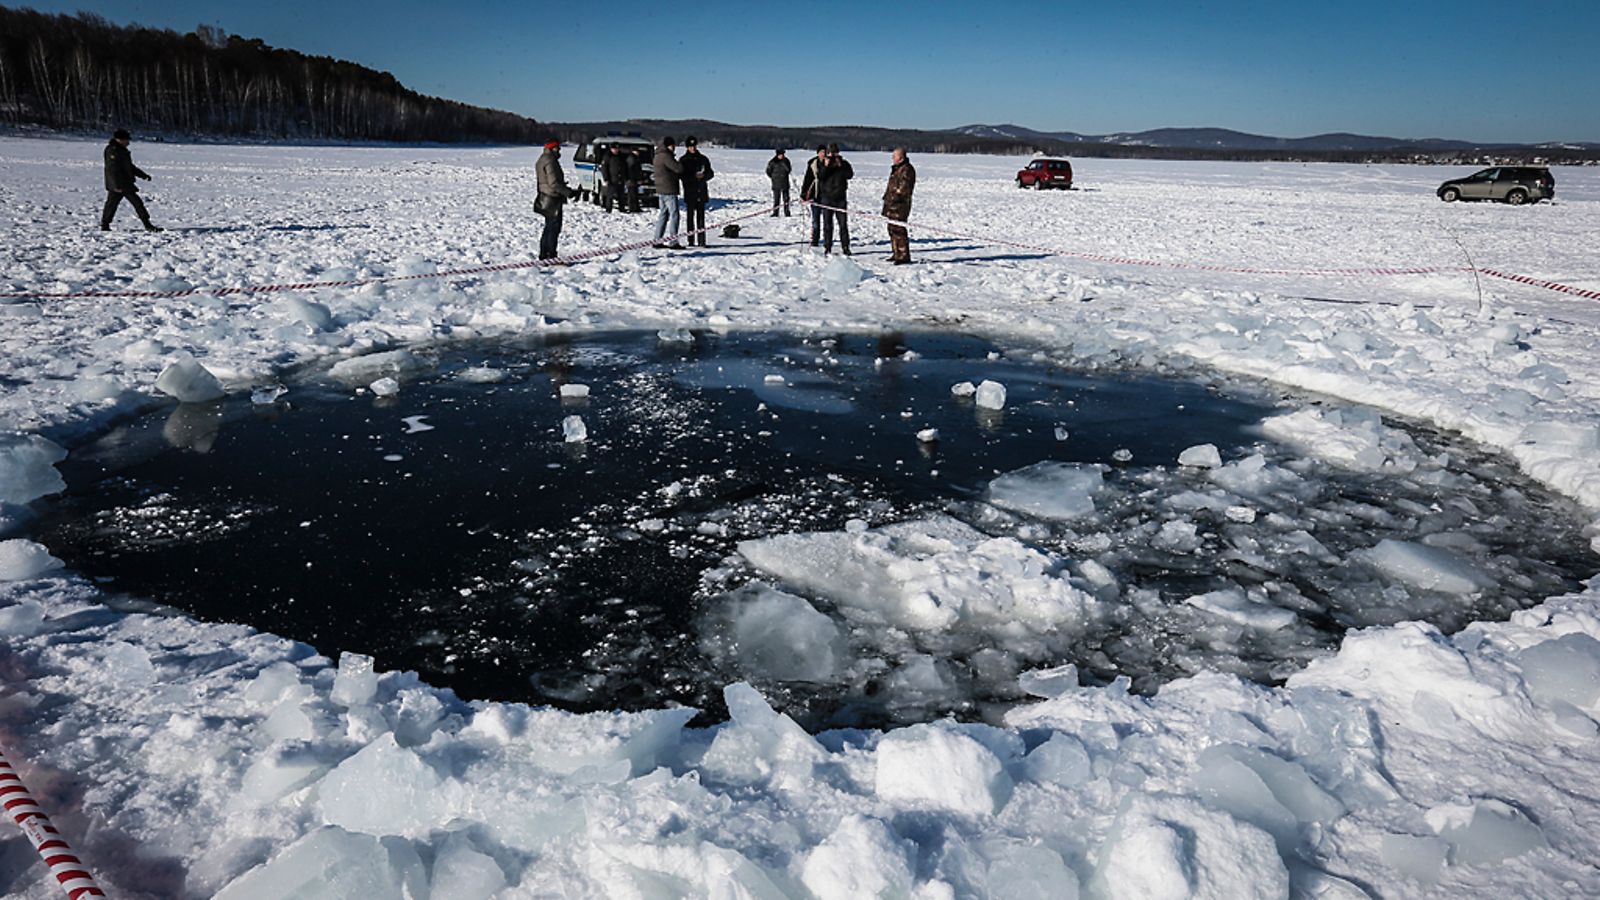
[1437,166,1555,205]
[1016,158,1073,190]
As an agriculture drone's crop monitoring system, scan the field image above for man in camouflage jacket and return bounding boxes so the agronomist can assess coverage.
[882,147,916,264]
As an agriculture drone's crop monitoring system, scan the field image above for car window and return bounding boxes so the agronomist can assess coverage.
[1470,168,1494,180]
[1029,162,1043,170]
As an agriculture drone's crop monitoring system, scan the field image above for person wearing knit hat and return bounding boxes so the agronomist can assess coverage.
[101,128,162,232]
[534,140,578,261]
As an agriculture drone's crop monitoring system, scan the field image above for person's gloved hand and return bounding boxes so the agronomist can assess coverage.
[137,172,151,181]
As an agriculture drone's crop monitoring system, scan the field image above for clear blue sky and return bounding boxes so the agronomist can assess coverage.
[24,0,1600,142]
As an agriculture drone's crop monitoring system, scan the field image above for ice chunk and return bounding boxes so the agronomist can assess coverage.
[1054,426,1070,441]
[820,255,869,290]
[1355,539,1493,595]
[875,724,1012,816]
[430,835,507,900]
[1225,505,1256,523]
[0,539,64,581]
[561,415,587,443]
[1192,744,1343,851]
[251,385,287,405]
[974,379,1007,410]
[1018,663,1080,699]
[656,327,693,343]
[1517,633,1600,708]
[951,381,977,398]
[1178,443,1223,468]
[368,377,400,397]
[1111,448,1133,463]
[1022,733,1092,786]
[700,683,824,790]
[738,516,1097,635]
[319,734,449,837]
[558,383,590,399]
[237,745,331,808]
[287,297,335,332]
[1518,420,1600,453]
[1152,520,1201,553]
[1096,795,1288,900]
[720,584,844,682]
[1185,588,1296,631]
[329,651,378,708]
[1426,799,1547,865]
[400,416,432,434]
[328,349,429,385]
[156,357,227,403]
[245,662,303,706]
[800,815,913,900]
[0,600,47,637]
[763,373,786,385]
[988,461,1103,520]
[1379,833,1447,884]
[986,842,1080,900]
[456,367,506,384]
[1208,453,1299,497]
[213,826,424,900]
[916,428,940,443]
[261,702,316,743]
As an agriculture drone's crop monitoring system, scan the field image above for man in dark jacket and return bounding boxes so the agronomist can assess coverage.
[601,145,630,213]
[816,143,853,255]
[766,149,792,217]
[625,148,646,212]
[653,137,685,249]
[799,145,826,245]
[101,129,161,232]
[883,147,916,264]
[535,140,579,261]
[680,137,714,247]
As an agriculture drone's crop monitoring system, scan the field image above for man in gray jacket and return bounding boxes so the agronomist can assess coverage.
[536,140,578,261]
[101,128,161,232]
[652,136,685,250]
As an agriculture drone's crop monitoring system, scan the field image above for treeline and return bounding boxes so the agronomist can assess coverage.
[0,7,544,142]
[554,118,1600,165]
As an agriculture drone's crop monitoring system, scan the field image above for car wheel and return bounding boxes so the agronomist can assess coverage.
[1505,189,1528,206]
[1016,177,1025,189]
[1034,178,1046,190]
[1440,187,1460,202]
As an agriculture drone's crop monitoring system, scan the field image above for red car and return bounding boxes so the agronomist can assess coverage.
[1016,158,1073,190]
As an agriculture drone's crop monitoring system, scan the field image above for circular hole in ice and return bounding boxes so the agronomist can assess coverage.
[29,330,1598,729]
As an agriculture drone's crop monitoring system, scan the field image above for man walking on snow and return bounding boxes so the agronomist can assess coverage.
[101,129,162,232]
[766,148,792,217]
[653,137,685,249]
[883,147,916,264]
[535,140,578,261]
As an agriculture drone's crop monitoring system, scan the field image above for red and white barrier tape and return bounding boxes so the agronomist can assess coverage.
[0,200,777,302]
[802,198,1600,297]
[0,745,106,900]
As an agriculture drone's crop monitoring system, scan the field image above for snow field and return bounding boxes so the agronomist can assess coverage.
[2,137,1600,897]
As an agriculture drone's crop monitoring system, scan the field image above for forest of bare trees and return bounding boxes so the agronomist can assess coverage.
[0,7,545,143]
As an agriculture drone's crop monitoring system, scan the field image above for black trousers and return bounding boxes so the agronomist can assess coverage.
[772,185,790,216]
[539,209,563,260]
[809,202,823,244]
[624,181,640,212]
[822,208,849,253]
[685,200,707,246]
[601,181,616,212]
[102,190,152,228]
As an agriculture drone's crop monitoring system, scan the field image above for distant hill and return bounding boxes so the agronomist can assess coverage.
[0,8,543,143]
[553,118,1599,164]
[954,123,1598,155]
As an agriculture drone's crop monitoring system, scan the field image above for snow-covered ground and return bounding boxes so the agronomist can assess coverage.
[3,135,1600,898]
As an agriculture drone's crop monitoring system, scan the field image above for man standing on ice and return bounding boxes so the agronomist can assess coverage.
[101,129,162,232]
[816,143,853,255]
[800,145,826,245]
[766,148,792,217]
[680,137,714,247]
[625,147,646,212]
[535,140,578,261]
[601,144,629,213]
[653,136,685,249]
[883,147,916,264]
